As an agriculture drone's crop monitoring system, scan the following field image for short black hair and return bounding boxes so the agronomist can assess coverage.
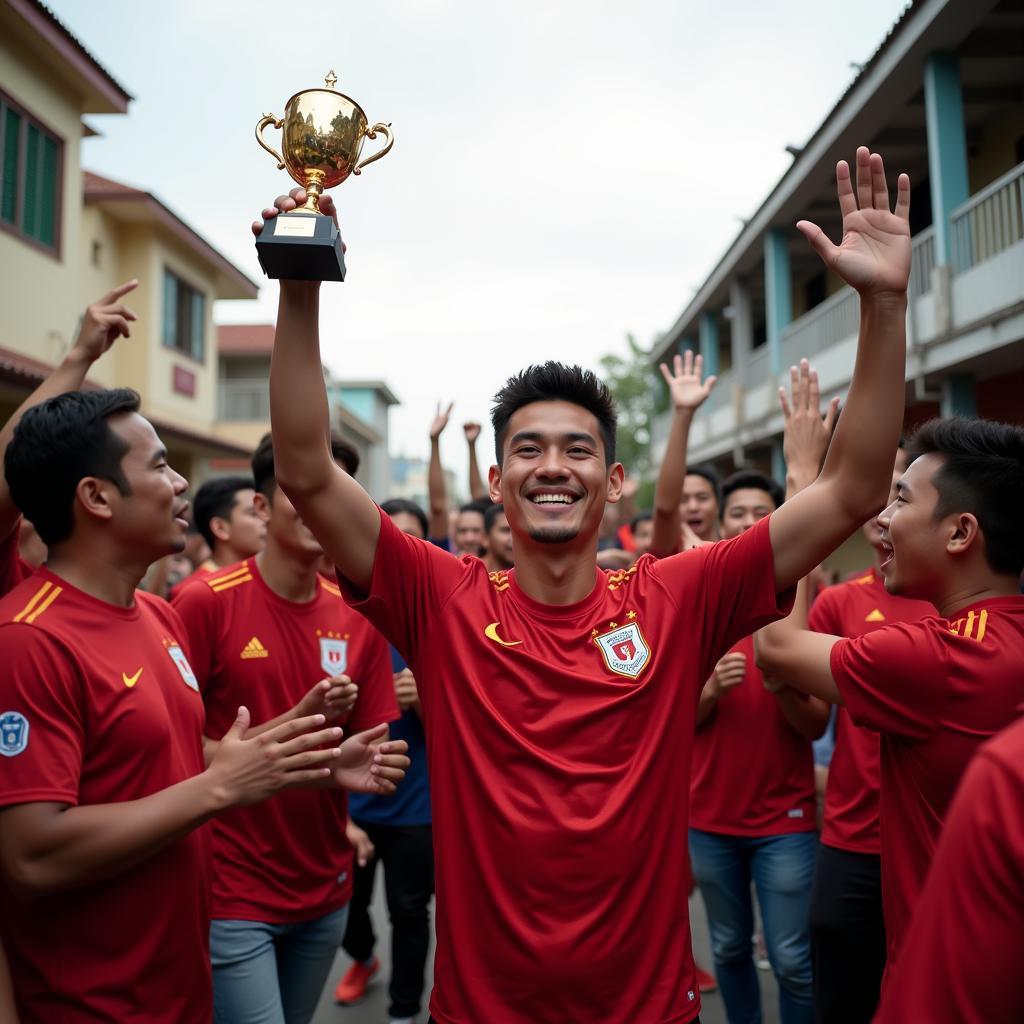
[907,417,1024,576]
[491,362,617,465]
[381,498,428,539]
[484,503,507,533]
[5,388,141,546]
[461,497,493,516]
[685,463,721,503]
[631,511,653,530]
[721,470,784,513]
[193,476,255,548]
[252,431,360,498]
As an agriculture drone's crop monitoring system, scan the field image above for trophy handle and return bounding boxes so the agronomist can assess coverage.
[353,123,394,175]
[255,114,286,170]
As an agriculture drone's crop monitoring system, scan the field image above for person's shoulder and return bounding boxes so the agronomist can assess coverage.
[978,715,1024,781]
[0,571,75,635]
[181,561,256,604]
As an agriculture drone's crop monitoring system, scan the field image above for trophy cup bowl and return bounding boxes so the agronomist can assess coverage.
[254,71,393,282]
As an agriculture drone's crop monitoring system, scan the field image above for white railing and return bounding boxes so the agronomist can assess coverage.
[780,286,859,367]
[218,378,269,421]
[909,226,935,298]
[744,346,771,388]
[950,160,1024,273]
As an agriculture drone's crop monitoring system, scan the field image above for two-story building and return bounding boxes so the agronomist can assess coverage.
[650,0,1023,569]
[0,0,258,485]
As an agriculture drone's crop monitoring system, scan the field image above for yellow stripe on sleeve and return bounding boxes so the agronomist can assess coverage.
[12,581,52,623]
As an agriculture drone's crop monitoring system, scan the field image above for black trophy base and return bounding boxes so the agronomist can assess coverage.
[255,212,346,282]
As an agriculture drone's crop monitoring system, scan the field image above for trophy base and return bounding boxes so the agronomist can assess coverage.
[255,212,346,282]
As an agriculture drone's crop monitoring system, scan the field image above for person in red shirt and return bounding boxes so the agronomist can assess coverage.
[0,389,409,1024]
[757,415,1024,974]
[259,145,913,1024]
[806,445,933,1024]
[173,432,399,1024]
[872,713,1024,1024]
[690,470,829,1024]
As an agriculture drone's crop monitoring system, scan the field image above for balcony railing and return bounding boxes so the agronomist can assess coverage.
[218,378,269,421]
[951,160,1024,274]
[780,285,859,368]
[909,226,935,298]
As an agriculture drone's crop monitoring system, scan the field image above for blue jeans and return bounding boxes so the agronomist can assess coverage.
[211,905,349,1024]
[689,829,815,1024]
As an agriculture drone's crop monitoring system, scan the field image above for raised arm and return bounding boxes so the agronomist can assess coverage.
[258,190,381,591]
[0,281,138,540]
[464,421,487,501]
[427,403,453,540]
[650,350,716,558]
[769,148,910,590]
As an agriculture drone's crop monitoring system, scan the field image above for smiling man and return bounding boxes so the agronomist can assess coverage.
[260,146,913,1023]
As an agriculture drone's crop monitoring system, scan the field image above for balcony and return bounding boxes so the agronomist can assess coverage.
[951,161,1024,274]
[218,377,269,422]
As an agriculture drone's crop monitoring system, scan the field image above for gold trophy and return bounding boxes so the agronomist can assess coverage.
[254,70,393,282]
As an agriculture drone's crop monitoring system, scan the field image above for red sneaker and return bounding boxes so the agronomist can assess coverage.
[696,963,717,993]
[334,957,380,1004]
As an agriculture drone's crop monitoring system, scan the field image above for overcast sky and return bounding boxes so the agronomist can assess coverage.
[51,0,908,490]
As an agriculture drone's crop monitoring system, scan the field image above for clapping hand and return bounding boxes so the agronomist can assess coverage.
[333,723,410,795]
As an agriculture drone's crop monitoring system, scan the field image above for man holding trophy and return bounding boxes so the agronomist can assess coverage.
[256,109,914,1024]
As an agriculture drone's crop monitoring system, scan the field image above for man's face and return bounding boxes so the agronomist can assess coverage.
[256,484,323,560]
[681,474,719,541]
[390,510,425,540]
[454,510,486,555]
[863,450,908,557]
[106,413,190,558]
[218,487,265,559]
[486,510,514,569]
[490,400,623,548]
[721,487,775,540]
[632,518,654,559]
[875,453,950,598]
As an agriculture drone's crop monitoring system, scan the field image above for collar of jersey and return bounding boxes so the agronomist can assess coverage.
[503,565,607,622]
[33,565,142,620]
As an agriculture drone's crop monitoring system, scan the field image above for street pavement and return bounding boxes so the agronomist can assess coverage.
[313,881,781,1024]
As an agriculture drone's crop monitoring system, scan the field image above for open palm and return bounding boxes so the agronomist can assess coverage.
[333,723,409,795]
[797,148,910,296]
[659,349,717,413]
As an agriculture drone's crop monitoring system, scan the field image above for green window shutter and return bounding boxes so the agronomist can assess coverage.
[38,134,57,246]
[1,107,20,224]
[23,122,39,238]
[191,290,205,360]
[163,270,178,348]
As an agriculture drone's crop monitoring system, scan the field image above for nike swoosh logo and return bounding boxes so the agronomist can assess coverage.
[122,668,144,688]
[484,622,522,648]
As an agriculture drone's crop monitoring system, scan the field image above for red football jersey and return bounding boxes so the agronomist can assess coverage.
[166,559,219,602]
[339,508,792,1024]
[0,569,211,1024]
[830,595,1024,964]
[808,568,932,854]
[0,521,34,597]
[173,558,397,923]
[872,714,1024,1024]
[690,632,816,835]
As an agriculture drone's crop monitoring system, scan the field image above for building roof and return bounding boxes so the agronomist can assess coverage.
[218,324,275,355]
[2,0,132,114]
[84,172,259,301]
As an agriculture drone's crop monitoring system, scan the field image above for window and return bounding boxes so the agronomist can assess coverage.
[0,92,62,252]
[162,268,206,361]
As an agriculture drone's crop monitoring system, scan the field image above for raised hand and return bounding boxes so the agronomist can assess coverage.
[293,676,358,723]
[430,401,454,441]
[463,421,482,445]
[779,359,841,487]
[70,280,139,361]
[797,147,910,296]
[659,350,717,414]
[333,723,410,795]
[251,187,342,241]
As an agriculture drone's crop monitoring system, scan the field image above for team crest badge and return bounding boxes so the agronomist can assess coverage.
[0,711,29,757]
[164,641,200,692]
[320,636,348,677]
[594,621,651,679]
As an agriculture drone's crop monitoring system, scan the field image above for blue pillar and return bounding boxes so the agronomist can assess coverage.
[699,312,720,377]
[771,439,786,486]
[924,54,970,266]
[764,229,791,376]
[940,373,977,417]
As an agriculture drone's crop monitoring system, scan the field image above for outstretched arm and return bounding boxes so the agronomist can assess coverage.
[427,403,452,540]
[464,421,487,501]
[769,148,910,590]
[258,189,381,592]
[650,350,716,558]
[0,281,138,540]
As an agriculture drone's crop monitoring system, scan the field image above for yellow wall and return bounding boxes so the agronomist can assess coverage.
[0,37,85,364]
[216,420,270,451]
[968,106,1024,195]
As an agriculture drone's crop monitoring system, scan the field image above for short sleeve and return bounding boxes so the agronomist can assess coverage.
[346,624,400,733]
[830,621,948,739]
[0,522,33,599]
[171,581,220,693]
[0,625,83,806]
[650,514,795,677]
[336,507,466,662]
[808,587,844,636]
